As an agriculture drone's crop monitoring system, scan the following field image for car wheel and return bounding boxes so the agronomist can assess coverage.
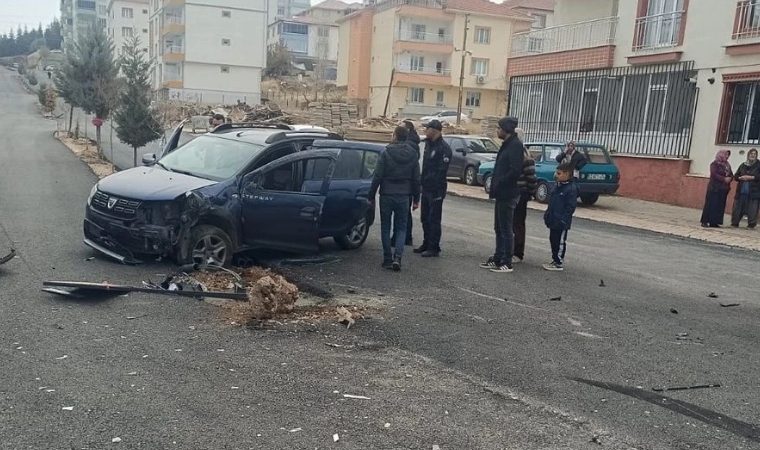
[580,193,600,206]
[334,214,370,250]
[188,225,233,267]
[535,181,550,204]
[464,166,478,186]
[483,174,492,194]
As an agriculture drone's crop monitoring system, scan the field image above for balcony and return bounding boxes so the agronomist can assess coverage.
[394,29,454,54]
[728,1,760,55]
[632,11,683,53]
[162,73,182,89]
[161,15,184,36]
[163,45,185,62]
[511,16,618,57]
[394,64,451,86]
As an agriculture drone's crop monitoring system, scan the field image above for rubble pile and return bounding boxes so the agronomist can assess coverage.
[481,116,501,138]
[356,116,397,129]
[247,273,300,319]
[157,100,306,128]
[308,102,358,130]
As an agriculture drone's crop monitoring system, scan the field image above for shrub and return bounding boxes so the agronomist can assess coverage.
[27,72,38,86]
[38,82,48,104]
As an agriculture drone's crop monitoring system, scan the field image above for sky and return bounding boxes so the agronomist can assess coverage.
[0,0,60,34]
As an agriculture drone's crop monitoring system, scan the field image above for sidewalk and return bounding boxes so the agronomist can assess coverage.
[447,183,760,252]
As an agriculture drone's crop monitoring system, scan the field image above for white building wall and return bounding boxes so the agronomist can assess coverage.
[107,0,150,57]
[182,62,262,103]
[307,25,340,62]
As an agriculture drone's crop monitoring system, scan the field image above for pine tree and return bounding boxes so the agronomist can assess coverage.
[113,37,163,167]
[56,25,120,157]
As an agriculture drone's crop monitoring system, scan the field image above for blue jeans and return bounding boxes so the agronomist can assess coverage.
[380,194,410,262]
[493,195,520,265]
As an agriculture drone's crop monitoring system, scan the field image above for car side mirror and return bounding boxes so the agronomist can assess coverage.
[457,148,467,154]
[141,153,157,166]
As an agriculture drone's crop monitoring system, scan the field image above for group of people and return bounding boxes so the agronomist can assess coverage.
[368,116,584,273]
[701,148,760,228]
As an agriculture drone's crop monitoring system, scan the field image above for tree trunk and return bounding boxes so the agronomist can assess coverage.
[95,125,102,159]
[68,104,73,134]
[133,146,138,168]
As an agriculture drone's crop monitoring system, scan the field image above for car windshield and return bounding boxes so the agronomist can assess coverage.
[159,135,265,180]
[466,138,499,153]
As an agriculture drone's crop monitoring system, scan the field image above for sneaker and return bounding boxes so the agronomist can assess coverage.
[513,256,523,264]
[413,245,428,254]
[421,250,440,258]
[490,263,513,273]
[543,262,564,271]
[392,258,401,271]
[479,257,497,269]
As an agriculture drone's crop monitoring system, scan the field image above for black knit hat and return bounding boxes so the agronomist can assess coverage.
[498,116,518,133]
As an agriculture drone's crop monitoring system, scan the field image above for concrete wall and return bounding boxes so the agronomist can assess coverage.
[554,0,617,26]
[182,62,262,98]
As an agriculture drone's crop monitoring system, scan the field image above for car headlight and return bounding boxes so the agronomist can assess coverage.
[87,185,98,205]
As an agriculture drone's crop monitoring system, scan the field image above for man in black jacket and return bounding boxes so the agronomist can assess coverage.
[480,117,524,273]
[414,119,452,258]
[369,126,421,271]
[392,120,421,247]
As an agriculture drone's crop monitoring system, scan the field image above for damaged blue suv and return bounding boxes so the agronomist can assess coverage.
[84,122,382,266]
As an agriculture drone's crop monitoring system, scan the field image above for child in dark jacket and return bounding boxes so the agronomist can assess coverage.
[543,163,578,271]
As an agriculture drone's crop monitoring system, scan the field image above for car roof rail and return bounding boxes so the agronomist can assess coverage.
[211,122,293,133]
[265,131,344,144]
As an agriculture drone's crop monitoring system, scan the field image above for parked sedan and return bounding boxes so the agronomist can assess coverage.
[84,122,380,266]
[419,135,499,186]
[420,110,470,124]
[478,141,620,205]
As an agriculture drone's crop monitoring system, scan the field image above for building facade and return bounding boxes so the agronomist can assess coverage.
[148,0,274,105]
[337,0,532,119]
[107,0,150,58]
[505,0,760,210]
[274,0,312,21]
[60,0,109,48]
[502,0,555,30]
[268,1,360,80]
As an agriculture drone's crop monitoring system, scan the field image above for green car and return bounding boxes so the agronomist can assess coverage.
[477,141,620,205]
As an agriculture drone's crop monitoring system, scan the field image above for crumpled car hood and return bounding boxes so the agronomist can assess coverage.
[97,167,217,201]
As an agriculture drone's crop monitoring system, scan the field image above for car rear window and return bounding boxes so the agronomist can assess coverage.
[580,146,612,164]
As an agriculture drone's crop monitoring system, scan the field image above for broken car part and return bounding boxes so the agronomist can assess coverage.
[0,248,16,265]
[653,384,721,392]
[42,281,247,300]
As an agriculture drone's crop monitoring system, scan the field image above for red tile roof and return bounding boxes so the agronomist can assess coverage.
[312,0,363,11]
[445,0,534,19]
[501,0,555,12]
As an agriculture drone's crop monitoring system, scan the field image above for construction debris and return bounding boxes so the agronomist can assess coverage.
[0,248,16,265]
[41,280,248,300]
[156,100,306,129]
[247,272,300,319]
[337,306,355,329]
[481,115,502,138]
[308,102,358,130]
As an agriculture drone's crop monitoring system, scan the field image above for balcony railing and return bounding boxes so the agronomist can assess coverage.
[511,16,618,57]
[165,45,184,54]
[632,10,683,52]
[396,64,451,76]
[397,29,453,45]
[733,0,760,40]
[165,15,184,25]
[164,73,182,82]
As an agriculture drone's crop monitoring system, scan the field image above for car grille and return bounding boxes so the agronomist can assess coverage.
[91,191,142,219]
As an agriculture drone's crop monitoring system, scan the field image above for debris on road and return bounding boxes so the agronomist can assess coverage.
[549,296,562,302]
[599,279,605,287]
[85,256,95,261]
[708,292,719,298]
[0,248,16,265]
[55,355,68,360]
[343,394,371,400]
[337,306,356,329]
[248,272,300,319]
[288,428,302,433]
[720,303,740,308]
[670,308,678,314]
[112,437,122,443]
[61,406,73,411]
[653,383,721,392]
[41,280,248,300]
[333,434,340,442]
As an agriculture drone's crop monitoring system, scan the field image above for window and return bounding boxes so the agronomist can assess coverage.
[531,13,547,29]
[222,38,231,46]
[410,87,424,104]
[98,18,107,27]
[465,91,481,107]
[318,26,330,37]
[436,91,444,106]
[98,4,106,14]
[142,28,148,33]
[277,6,285,16]
[76,1,95,10]
[474,27,490,44]
[221,65,230,73]
[362,151,380,179]
[410,56,424,72]
[721,80,760,144]
[435,61,443,74]
[222,10,231,18]
[640,0,684,49]
[306,151,366,180]
[122,7,133,18]
[143,9,148,14]
[580,78,600,133]
[262,163,298,191]
[412,24,426,40]
[122,27,133,37]
[282,23,308,34]
[470,59,488,76]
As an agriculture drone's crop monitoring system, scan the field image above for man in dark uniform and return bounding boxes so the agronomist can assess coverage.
[414,119,452,258]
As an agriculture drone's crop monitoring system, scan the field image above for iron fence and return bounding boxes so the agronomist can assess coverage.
[508,61,698,158]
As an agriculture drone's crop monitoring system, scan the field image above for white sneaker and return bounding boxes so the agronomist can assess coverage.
[542,262,564,271]
[490,263,514,273]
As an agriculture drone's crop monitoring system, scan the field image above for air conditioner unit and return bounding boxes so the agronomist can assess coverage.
[476,75,486,84]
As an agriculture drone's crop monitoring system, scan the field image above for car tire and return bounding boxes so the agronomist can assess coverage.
[334,213,370,250]
[580,193,600,206]
[483,174,492,195]
[186,225,234,267]
[464,166,478,186]
[535,180,551,204]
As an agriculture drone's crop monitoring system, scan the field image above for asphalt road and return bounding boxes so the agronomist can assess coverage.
[2,67,760,449]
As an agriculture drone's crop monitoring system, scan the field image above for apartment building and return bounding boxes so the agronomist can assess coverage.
[148,0,275,105]
[107,0,150,57]
[502,0,555,30]
[505,0,760,210]
[337,0,532,119]
[274,0,312,22]
[268,1,361,80]
[60,0,109,48]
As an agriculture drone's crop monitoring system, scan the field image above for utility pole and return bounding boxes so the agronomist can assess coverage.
[382,68,395,118]
[456,13,470,127]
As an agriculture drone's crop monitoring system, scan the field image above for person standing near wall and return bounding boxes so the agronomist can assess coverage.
[731,148,760,228]
[700,149,733,228]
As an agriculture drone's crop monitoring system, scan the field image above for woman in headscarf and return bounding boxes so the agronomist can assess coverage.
[731,148,760,228]
[700,149,733,228]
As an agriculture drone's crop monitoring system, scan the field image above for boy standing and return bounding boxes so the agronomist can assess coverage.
[543,163,578,272]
